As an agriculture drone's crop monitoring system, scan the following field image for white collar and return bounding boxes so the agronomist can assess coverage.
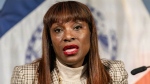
[56,59,87,82]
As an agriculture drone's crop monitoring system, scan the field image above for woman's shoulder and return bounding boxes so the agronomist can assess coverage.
[101,58,125,68]
[12,61,39,77]
[101,59,128,83]
[11,61,39,83]
[101,58,127,72]
[13,61,39,72]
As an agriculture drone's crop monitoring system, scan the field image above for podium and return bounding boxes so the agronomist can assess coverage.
[135,70,150,84]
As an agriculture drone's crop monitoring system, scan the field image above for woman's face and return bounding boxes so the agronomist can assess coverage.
[50,20,91,68]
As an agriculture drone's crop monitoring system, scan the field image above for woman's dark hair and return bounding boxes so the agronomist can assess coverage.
[38,1,111,84]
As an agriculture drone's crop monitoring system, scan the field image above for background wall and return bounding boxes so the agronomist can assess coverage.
[0,0,150,84]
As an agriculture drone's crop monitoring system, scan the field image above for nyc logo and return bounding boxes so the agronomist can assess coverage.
[25,24,43,63]
[88,4,118,60]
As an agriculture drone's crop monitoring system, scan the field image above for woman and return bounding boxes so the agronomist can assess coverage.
[11,1,128,84]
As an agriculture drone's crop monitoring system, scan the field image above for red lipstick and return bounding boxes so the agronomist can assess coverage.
[63,44,79,56]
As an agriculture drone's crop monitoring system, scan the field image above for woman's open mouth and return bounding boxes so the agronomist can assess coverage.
[63,44,79,56]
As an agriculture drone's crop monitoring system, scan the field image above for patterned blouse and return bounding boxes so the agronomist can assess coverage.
[11,59,128,84]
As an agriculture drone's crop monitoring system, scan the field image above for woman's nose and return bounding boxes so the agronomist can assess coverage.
[63,30,75,42]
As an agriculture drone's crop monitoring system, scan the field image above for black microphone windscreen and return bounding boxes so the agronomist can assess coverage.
[131,66,147,75]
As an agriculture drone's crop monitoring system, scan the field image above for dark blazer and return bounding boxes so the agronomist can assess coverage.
[11,59,128,84]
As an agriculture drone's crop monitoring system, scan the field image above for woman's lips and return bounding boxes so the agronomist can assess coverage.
[63,45,79,56]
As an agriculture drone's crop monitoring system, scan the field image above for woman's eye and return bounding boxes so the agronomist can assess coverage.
[74,25,82,30]
[54,28,62,33]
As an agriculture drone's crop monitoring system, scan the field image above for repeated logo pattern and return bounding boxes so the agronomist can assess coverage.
[25,24,43,63]
[88,4,118,60]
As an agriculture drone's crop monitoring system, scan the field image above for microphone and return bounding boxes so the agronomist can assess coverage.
[131,66,150,75]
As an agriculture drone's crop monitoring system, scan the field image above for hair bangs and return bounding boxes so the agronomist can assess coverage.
[44,1,91,28]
